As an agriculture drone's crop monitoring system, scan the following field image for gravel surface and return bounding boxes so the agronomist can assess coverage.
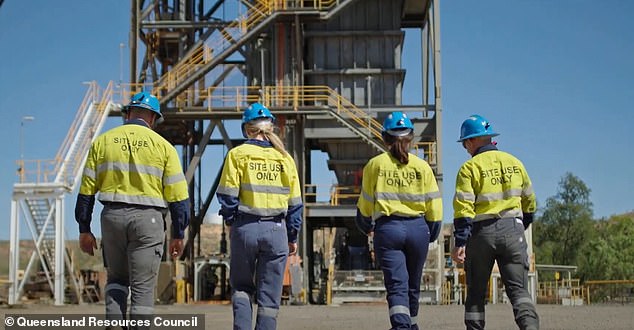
[2,302,633,329]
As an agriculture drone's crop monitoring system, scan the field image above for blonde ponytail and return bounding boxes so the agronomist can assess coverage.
[244,120,288,155]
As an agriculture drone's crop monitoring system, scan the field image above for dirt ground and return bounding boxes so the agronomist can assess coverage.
[2,302,633,329]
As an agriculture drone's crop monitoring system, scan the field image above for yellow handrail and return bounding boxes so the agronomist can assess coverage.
[329,185,360,206]
[139,83,385,143]
[413,142,437,165]
[16,159,57,184]
[153,1,272,95]
[537,279,585,304]
[167,84,383,138]
[16,82,436,184]
[584,279,634,305]
[152,0,349,96]
[303,184,361,206]
[585,280,634,285]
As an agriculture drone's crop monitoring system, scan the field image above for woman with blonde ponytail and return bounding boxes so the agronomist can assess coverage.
[217,102,303,330]
[243,116,288,156]
[356,111,443,330]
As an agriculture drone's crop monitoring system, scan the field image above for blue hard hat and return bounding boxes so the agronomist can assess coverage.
[457,114,499,142]
[123,92,162,120]
[242,103,275,138]
[382,112,414,136]
[242,102,275,124]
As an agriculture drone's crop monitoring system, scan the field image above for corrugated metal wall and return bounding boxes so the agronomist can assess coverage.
[304,0,405,109]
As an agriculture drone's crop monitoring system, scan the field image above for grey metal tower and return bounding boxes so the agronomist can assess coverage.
[129,0,442,304]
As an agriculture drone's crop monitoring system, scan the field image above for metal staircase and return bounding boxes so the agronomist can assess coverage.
[9,81,115,305]
[153,0,356,105]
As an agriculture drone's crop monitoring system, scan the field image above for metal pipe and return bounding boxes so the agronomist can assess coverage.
[130,0,138,86]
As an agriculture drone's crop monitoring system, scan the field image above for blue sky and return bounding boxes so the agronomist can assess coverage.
[0,1,632,240]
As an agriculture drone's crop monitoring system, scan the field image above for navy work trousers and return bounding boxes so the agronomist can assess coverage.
[374,217,430,330]
[464,218,539,330]
[230,217,289,330]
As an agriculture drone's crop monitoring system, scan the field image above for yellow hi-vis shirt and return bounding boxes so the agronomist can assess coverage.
[453,150,536,221]
[79,123,189,207]
[357,153,442,222]
[217,143,302,217]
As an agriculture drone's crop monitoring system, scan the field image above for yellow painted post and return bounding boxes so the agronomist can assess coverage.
[325,229,332,305]
[174,260,186,304]
[488,276,493,303]
[325,228,336,305]
[586,286,590,305]
[176,279,185,304]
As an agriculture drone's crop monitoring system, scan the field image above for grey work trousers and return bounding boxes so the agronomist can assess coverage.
[464,218,539,330]
[101,204,165,329]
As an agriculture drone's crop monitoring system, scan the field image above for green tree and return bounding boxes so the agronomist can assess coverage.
[534,173,595,266]
[577,214,634,280]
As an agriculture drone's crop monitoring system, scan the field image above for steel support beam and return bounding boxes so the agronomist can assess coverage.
[8,199,19,305]
[54,196,65,305]
[431,0,443,181]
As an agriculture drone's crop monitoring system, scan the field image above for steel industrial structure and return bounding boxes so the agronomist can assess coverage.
[9,0,442,305]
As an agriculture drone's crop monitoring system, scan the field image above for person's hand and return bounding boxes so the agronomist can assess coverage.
[288,242,298,256]
[451,246,466,264]
[169,239,184,258]
[79,233,98,256]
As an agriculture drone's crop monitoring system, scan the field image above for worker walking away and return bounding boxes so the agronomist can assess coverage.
[216,102,303,330]
[451,115,539,330]
[75,92,190,329]
[356,112,442,330]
